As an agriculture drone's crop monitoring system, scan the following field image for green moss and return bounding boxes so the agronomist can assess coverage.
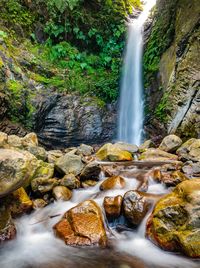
[154,92,170,122]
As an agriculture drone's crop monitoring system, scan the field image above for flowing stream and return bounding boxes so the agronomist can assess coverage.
[0,167,198,268]
[118,0,156,145]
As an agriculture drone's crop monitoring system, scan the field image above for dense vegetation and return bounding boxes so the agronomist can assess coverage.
[0,0,141,104]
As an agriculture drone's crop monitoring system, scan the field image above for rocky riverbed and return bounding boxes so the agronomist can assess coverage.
[0,132,200,267]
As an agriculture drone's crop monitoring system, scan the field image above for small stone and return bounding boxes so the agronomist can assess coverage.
[103,195,123,219]
[100,176,125,191]
[123,190,151,226]
[52,186,72,201]
[81,180,98,188]
[10,187,32,216]
[80,162,101,181]
[159,135,182,152]
[22,132,38,147]
[60,174,80,189]
[33,199,47,209]
[47,150,64,164]
[26,146,47,161]
[31,178,59,193]
[77,144,94,156]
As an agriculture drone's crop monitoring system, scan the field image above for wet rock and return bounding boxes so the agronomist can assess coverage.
[182,161,200,177]
[81,180,98,188]
[60,173,80,189]
[0,132,8,147]
[96,143,133,161]
[0,149,36,197]
[33,199,47,209]
[139,148,178,161]
[114,142,138,154]
[9,187,33,216]
[47,150,63,164]
[31,177,59,193]
[159,135,182,152]
[155,171,189,187]
[77,144,94,156]
[31,160,54,184]
[80,162,101,181]
[146,179,200,257]
[53,200,107,246]
[123,191,151,226]
[26,145,47,161]
[103,195,123,219]
[100,176,125,191]
[56,152,84,176]
[52,186,72,201]
[0,208,16,243]
[176,139,200,162]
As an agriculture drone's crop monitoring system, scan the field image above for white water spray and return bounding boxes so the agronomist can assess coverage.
[118,0,156,145]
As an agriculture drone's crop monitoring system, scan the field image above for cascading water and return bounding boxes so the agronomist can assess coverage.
[118,0,156,145]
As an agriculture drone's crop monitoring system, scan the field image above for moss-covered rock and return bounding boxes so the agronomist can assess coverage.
[146,179,200,257]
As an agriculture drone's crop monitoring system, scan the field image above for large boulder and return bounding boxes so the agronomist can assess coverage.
[100,176,125,191]
[96,143,132,161]
[139,148,178,161]
[56,152,84,175]
[123,191,151,226]
[0,149,37,197]
[80,162,101,181]
[177,139,200,162]
[114,142,138,154]
[159,135,182,152]
[53,200,107,246]
[155,171,189,187]
[146,179,200,257]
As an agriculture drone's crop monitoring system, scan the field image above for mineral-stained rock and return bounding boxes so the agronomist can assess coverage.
[103,195,123,219]
[96,143,133,161]
[52,186,72,201]
[100,176,125,191]
[123,191,151,226]
[0,149,37,197]
[0,208,16,243]
[60,173,80,189]
[146,179,200,257]
[26,145,47,161]
[139,140,153,152]
[10,187,33,216]
[80,162,101,181]
[53,200,107,246]
[139,148,178,161]
[176,139,200,162]
[7,135,22,148]
[159,135,182,152]
[56,152,84,176]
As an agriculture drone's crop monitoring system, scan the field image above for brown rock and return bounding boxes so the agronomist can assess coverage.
[52,186,72,201]
[53,200,107,246]
[80,162,101,181]
[33,199,47,209]
[103,195,123,219]
[81,180,98,188]
[123,191,151,226]
[159,135,182,152]
[100,176,125,191]
[159,171,189,186]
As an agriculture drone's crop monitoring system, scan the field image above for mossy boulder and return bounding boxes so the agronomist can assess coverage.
[60,173,80,189]
[177,139,200,162]
[96,143,133,161]
[0,149,36,197]
[146,179,200,257]
[139,148,178,161]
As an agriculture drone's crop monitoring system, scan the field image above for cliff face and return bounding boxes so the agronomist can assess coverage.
[144,0,200,141]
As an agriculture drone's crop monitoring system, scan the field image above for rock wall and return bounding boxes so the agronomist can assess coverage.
[144,0,200,141]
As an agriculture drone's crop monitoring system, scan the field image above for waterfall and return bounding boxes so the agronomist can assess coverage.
[118,0,156,146]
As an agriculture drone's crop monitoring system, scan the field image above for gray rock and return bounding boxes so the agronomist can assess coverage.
[56,152,84,175]
[80,162,101,181]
